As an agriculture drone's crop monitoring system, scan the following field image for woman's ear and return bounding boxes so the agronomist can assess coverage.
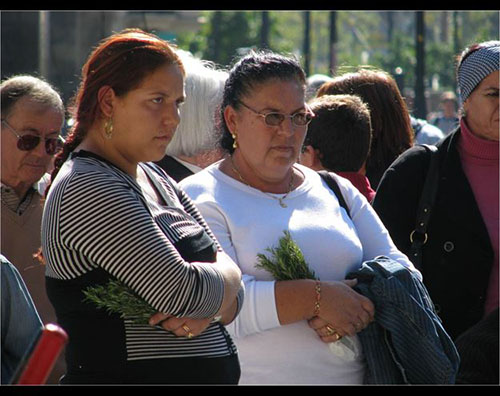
[299,145,323,170]
[461,98,470,118]
[224,105,238,134]
[299,145,315,168]
[97,86,116,119]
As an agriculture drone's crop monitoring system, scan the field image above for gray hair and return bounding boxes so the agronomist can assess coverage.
[166,50,228,157]
[1,75,64,119]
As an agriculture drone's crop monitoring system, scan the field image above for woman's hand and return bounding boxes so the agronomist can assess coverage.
[148,313,214,339]
[312,279,375,339]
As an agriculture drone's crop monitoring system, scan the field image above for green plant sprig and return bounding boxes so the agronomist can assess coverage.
[82,279,156,325]
[83,231,314,325]
[256,230,317,281]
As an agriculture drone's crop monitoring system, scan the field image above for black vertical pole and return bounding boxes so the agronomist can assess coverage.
[261,11,270,49]
[329,11,337,76]
[303,11,311,76]
[387,11,394,72]
[415,11,427,119]
[453,12,460,95]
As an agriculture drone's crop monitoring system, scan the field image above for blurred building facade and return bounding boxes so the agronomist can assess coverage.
[1,11,201,110]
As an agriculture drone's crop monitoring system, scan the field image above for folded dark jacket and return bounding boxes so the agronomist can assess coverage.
[347,256,460,384]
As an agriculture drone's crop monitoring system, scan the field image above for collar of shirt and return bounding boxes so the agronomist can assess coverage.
[1,182,37,215]
[172,156,203,174]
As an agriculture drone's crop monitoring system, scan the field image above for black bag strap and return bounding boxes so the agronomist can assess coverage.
[408,144,440,269]
[318,170,351,219]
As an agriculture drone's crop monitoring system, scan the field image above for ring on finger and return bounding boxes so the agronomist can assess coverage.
[333,332,342,341]
[325,324,336,336]
[182,324,194,339]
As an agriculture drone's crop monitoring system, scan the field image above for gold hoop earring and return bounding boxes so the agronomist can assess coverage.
[231,133,238,149]
[104,118,113,140]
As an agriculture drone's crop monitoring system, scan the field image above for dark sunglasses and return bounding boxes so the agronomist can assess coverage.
[237,101,315,127]
[2,119,64,155]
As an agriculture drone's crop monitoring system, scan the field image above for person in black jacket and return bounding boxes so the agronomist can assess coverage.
[372,40,499,340]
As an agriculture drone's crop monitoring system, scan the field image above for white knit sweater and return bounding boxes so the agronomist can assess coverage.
[181,162,418,384]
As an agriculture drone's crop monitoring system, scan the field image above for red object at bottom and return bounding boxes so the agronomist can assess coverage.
[16,323,68,385]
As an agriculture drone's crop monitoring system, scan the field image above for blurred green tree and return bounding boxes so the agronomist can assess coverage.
[175,10,499,94]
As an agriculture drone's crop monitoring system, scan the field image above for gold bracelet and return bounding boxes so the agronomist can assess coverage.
[313,280,321,317]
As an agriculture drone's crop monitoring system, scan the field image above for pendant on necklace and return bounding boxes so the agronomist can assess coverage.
[278,198,287,208]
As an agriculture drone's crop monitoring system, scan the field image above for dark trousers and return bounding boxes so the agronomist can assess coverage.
[61,354,240,385]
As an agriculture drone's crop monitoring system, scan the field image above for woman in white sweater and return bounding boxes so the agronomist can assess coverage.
[180,50,419,385]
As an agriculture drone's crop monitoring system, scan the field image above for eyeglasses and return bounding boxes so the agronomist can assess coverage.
[2,119,64,155]
[237,101,315,127]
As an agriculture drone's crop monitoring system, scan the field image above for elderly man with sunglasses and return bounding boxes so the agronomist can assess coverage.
[1,75,65,383]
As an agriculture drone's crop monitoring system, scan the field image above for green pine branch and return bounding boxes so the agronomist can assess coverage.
[256,230,317,281]
[82,279,156,325]
[83,231,314,325]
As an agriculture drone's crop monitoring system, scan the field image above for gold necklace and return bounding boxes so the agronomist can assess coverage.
[230,156,294,208]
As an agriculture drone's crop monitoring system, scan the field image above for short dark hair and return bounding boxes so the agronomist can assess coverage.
[317,68,413,187]
[218,50,306,154]
[304,94,372,172]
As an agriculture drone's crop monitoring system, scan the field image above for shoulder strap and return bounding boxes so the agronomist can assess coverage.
[318,170,351,219]
[409,144,440,269]
[140,162,179,208]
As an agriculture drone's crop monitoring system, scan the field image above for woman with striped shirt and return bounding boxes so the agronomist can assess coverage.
[40,29,243,384]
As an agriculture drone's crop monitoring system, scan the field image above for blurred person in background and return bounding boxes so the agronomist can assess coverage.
[317,68,414,189]
[40,28,243,384]
[155,50,228,181]
[1,254,43,384]
[300,94,375,202]
[305,73,333,102]
[1,75,65,383]
[410,115,445,145]
[430,91,460,135]
[402,94,445,145]
[372,40,499,340]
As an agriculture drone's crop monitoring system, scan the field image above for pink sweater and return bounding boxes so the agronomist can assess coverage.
[458,119,499,316]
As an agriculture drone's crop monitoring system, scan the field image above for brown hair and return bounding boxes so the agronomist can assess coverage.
[317,68,413,188]
[48,28,184,193]
[305,94,372,172]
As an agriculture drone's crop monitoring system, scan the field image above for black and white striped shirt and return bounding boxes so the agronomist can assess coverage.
[42,151,239,362]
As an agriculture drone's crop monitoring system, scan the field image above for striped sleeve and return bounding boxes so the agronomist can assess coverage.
[43,167,225,319]
[153,169,245,316]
